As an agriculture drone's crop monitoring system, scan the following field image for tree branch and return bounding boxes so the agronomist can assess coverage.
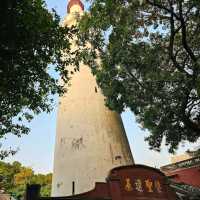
[168,2,187,75]
[182,89,200,132]
[146,0,181,20]
[125,66,145,89]
[178,1,197,62]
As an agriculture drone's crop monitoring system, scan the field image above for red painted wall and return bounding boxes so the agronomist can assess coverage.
[165,166,200,188]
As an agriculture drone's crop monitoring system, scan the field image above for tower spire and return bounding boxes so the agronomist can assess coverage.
[67,0,84,13]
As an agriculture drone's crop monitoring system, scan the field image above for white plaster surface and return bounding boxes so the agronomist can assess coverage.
[52,2,134,197]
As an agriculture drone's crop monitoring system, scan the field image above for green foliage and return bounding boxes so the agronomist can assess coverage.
[0,0,71,156]
[74,0,200,152]
[0,160,52,199]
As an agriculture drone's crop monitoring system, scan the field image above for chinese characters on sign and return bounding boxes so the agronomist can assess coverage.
[124,177,162,194]
[145,179,153,192]
[135,179,143,192]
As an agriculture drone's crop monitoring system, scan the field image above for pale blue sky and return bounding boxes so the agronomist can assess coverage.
[3,0,199,173]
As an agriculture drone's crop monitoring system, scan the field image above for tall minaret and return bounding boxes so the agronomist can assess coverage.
[52,0,134,197]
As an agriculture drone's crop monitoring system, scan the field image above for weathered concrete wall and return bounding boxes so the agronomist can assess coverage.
[51,2,134,197]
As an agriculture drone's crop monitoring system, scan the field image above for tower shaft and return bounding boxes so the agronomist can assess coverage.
[52,1,134,196]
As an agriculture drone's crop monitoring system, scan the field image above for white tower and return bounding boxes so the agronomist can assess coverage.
[52,0,134,197]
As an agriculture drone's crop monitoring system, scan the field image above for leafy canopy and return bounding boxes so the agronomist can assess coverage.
[0,0,72,156]
[0,160,52,198]
[74,0,200,152]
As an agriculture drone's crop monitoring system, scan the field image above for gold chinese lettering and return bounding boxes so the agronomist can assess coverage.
[145,179,153,192]
[124,178,133,192]
[154,180,162,193]
[135,179,143,192]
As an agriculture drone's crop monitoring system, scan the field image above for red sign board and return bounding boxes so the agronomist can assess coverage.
[109,165,174,200]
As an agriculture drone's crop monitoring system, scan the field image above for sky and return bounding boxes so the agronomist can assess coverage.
[3,0,199,174]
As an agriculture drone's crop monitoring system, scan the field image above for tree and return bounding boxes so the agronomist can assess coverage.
[0,161,21,192]
[0,160,52,198]
[0,0,71,157]
[74,0,200,152]
[14,168,34,185]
